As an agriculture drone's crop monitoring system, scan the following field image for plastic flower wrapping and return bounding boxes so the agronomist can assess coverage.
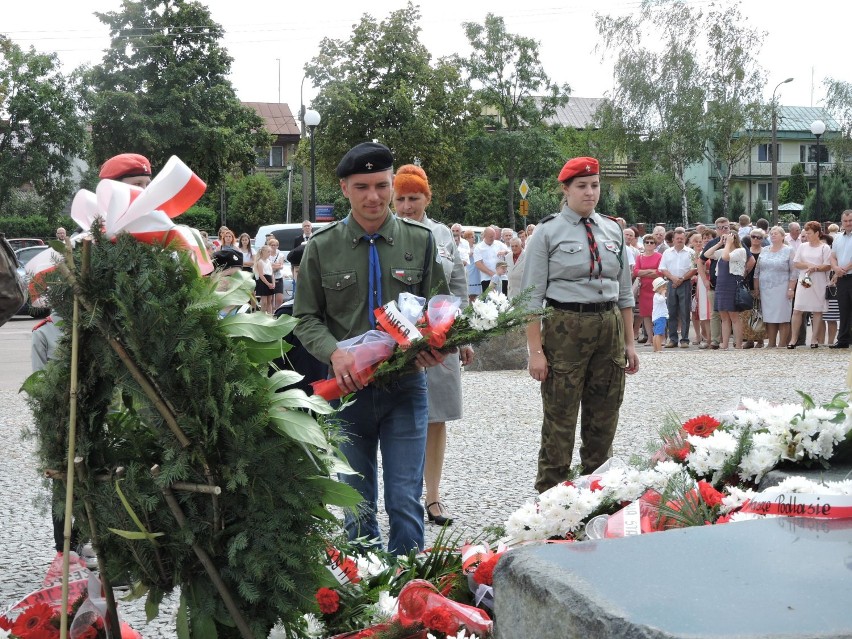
[313,289,544,400]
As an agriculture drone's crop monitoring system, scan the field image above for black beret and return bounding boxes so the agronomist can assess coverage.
[335,142,394,178]
[212,247,243,270]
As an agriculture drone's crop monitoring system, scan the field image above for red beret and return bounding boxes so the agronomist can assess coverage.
[99,153,152,180]
[558,157,600,183]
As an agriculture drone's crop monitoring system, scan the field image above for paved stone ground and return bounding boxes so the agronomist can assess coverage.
[2,322,849,637]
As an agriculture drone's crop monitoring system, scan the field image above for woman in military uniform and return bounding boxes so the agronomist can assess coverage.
[520,157,639,493]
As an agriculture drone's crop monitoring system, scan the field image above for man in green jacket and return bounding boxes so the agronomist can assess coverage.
[294,142,449,555]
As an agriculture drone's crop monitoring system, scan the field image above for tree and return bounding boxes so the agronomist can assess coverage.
[620,171,701,226]
[83,0,270,192]
[596,1,707,227]
[787,163,809,205]
[702,2,768,217]
[459,13,570,229]
[304,3,474,213]
[753,197,766,219]
[0,36,87,218]
[226,174,282,235]
[824,77,852,159]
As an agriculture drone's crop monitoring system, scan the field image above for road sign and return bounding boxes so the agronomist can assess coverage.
[519,179,530,199]
[519,199,529,217]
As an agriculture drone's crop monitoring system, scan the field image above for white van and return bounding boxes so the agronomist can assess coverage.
[253,222,329,254]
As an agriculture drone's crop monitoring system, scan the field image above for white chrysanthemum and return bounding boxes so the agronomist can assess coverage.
[505,502,548,541]
[721,486,756,513]
[356,552,387,578]
[738,446,781,483]
[376,590,398,618]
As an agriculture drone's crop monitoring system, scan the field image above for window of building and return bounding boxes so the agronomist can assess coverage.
[255,146,285,168]
[757,182,775,202]
[799,144,829,163]
[757,144,779,162]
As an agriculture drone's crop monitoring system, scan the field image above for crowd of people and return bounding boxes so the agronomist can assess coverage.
[622,213,852,351]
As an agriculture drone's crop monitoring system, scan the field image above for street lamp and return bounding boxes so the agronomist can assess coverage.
[304,109,321,224]
[770,77,793,226]
[810,119,826,223]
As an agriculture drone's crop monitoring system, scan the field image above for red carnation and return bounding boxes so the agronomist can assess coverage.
[12,603,57,638]
[315,587,340,615]
[473,552,504,586]
[422,606,459,636]
[682,415,721,438]
[589,479,603,491]
[715,513,733,525]
[697,480,723,508]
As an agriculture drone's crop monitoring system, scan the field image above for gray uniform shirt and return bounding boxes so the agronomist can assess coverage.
[520,205,633,312]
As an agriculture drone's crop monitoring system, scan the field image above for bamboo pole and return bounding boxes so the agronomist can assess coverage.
[59,241,87,639]
[152,466,253,639]
[74,457,122,637]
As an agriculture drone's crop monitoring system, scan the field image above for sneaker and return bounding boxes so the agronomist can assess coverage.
[698,342,709,349]
[664,341,677,348]
[679,342,689,348]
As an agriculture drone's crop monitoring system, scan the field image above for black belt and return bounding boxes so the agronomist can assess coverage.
[546,299,615,313]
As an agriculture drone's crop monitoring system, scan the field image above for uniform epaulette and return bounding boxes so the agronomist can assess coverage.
[311,220,339,236]
[32,316,53,331]
[398,216,430,231]
[600,214,621,226]
[538,213,557,224]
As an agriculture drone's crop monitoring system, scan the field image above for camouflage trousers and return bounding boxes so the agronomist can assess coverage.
[535,307,627,493]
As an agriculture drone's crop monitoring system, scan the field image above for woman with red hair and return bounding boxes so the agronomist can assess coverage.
[393,164,474,527]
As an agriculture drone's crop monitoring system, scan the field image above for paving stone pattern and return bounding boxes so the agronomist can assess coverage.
[1,346,849,637]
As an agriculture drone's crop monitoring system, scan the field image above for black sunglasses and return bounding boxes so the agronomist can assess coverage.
[644,240,656,244]
[750,235,762,239]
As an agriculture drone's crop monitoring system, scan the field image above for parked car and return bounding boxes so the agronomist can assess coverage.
[8,238,46,251]
[253,222,329,256]
[15,245,50,317]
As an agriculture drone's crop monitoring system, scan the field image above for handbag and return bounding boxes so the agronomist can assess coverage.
[744,303,766,341]
[734,281,753,312]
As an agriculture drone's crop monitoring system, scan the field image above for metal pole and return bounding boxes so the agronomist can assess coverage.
[771,108,779,226]
[815,133,822,222]
[309,126,317,224]
[286,165,293,224]
[300,77,309,221]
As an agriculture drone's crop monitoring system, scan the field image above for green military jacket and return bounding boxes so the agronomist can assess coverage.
[293,211,450,363]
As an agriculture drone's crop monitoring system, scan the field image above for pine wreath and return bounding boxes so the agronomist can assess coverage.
[24,230,356,638]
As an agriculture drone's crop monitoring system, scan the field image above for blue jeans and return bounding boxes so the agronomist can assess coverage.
[667,281,691,343]
[335,371,428,555]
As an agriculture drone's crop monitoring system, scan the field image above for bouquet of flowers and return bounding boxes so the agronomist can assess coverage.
[504,392,852,543]
[313,289,544,400]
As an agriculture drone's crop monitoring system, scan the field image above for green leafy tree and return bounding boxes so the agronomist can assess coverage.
[83,0,271,192]
[0,36,87,218]
[620,171,702,226]
[304,3,474,212]
[824,77,852,159]
[731,186,746,219]
[226,174,282,235]
[459,13,570,229]
[777,180,791,206]
[787,163,809,205]
[596,1,708,226]
[752,196,766,219]
[702,2,768,218]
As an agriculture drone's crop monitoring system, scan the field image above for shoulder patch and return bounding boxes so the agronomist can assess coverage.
[538,213,557,224]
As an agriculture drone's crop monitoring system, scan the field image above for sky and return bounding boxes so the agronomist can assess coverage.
[4,0,849,118]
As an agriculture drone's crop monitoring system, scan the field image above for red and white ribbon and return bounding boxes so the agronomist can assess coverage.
[28,156,211,303]
[741,492,852,519]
